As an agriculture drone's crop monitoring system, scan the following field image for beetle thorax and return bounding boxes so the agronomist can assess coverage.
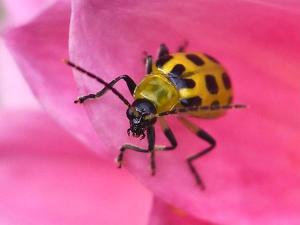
[134,74,179,113]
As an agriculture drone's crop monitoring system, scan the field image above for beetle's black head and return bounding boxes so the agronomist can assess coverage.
[126,99,157,139]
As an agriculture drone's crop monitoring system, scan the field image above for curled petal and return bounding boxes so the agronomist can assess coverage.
[4,1,104,156]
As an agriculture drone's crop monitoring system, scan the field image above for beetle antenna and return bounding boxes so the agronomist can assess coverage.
[64,60,131,107]
[153,104,247,118]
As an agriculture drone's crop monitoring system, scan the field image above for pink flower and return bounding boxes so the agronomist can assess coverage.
[3,0,300,224]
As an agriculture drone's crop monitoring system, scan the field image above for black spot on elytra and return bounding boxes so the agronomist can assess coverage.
[205,75,219,94]
[169,77,196,89]
[182,79,196,88]
[180,96,202,106]
[186,54,205,66]
[170,64,186,76]
[168,64,196,89]
[156,55,173,68]
[211,100,220,110]
[222,73,231,89]
[227,96,233,104]
[204,53,219,64]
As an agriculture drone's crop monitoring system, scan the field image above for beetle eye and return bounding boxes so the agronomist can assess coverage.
[126,108,134,119]
[126,107,139,119]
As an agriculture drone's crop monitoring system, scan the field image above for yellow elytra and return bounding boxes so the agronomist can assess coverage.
[134,52,233,118]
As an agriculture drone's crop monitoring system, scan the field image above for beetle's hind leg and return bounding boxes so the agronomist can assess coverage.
[177,40,189,52]
[178,116,216,190]
[145,55,153,74]
[157,41,188,58]
[142,51,153,74]
[158,43,170,58]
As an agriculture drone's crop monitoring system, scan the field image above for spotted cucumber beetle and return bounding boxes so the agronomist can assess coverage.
[66,42,245,190]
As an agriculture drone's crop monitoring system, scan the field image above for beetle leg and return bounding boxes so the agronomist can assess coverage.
[74,75,136,104]
[158,43,170,58]
[66,60,131,106]
[155,117,177,151]
[177,40,189,52]
[145,55,153,74]
[178,116,216,190]
[117,144,149,167]
[117,127,156,175]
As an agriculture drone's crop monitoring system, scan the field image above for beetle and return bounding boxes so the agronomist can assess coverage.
[65,42,245,190]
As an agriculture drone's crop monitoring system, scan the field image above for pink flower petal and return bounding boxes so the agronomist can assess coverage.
[148,197,216,225]
[3,0,300,224]
[0,0,57,109]
[0,110,151,225]
[70,0,300,224]
[4,1,104,155]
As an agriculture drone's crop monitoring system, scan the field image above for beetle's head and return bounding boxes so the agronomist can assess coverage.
[126,99,157,139]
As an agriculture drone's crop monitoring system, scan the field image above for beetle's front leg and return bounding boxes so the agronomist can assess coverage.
[117,127,156,175]
[117,144,149,168]
[74,75,136,104]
